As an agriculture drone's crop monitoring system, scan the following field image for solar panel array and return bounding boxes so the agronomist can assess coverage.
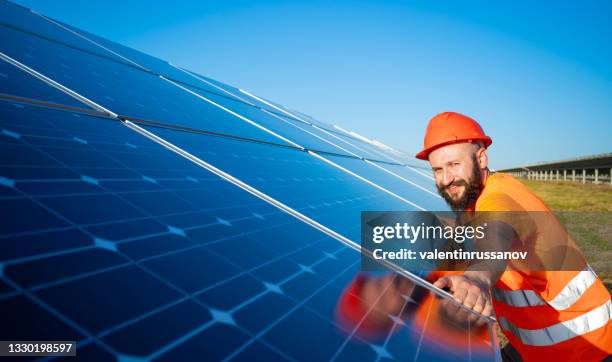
[0,1,500,360]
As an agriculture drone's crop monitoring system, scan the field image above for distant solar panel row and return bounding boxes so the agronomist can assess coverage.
[0,0,498,360]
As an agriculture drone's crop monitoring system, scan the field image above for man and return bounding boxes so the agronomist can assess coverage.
[417,112,611,361]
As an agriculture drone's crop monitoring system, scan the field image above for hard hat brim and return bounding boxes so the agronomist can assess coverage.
[415,136,492,161]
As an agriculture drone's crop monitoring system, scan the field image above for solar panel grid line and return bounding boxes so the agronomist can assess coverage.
[6,3,261,108]
[363,160,441,199]
[0,106,342,355]
[0,169,273,244]
[332,125,403,161]
[22,10,273,113]
[329,133,435,182]
[172,64,257,107]
[238,88,311,125]
[140,244,352,362]
[165,71,415,167]
[116,115,307,152]
[411,294,435,362]
[175,67,309,124]
[123,120,359,249]
[269,112,434,184]
[0,273,96,347]
[0,93,113,118]
[251,109,439,196]
[306,150,426,211]
[157,75,305,150]
[329,274,403,362]
[0,21,132,69]
[139,244,348,361]
[236,88,407,165]
[306,126,403,166]
[372,284,419,362]
[25,223,336,360]
[32,10,150,73]
[0,51,116,117]
[405,164,436,181]
[220,258,361,362]
[0,180,121,357]
[1,114,328,259]
[259,107,366,160]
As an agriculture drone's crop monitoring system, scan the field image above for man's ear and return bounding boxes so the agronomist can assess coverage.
[477,147,489,169]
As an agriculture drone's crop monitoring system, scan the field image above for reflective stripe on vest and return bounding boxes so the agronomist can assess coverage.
[492,288,545,307]
[493,266,597,310]
[547,266,597,310]
[498,299,611,346]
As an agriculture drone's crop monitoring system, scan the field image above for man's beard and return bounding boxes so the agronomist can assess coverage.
[437,157,484,211]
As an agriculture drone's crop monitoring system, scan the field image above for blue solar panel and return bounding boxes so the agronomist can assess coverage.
[131,125,413,241]
[0,1,129,65]
[373,162,440,194]
[320,155,446,210]
[0,101,496,360]
[0,57,97,110]
[176,85,365,156]
[0,2,499,360]
[50,20,255,105]
[0,24,288,145]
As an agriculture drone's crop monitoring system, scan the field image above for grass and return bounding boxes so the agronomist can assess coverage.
[519,179,612,212]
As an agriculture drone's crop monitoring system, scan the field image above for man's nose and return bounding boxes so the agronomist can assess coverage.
[442,168,455,186]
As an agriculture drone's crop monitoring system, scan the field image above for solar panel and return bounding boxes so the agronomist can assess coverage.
[0,24,288,145]
[0,1,130,65]
[0,56,98,110]
[0,1,500,360]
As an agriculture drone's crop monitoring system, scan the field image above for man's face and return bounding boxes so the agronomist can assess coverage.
[428,143,484,211]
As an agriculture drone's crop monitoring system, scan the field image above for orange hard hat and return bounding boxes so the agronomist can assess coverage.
[415,112,492,160]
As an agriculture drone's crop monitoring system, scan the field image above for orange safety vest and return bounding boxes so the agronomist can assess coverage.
[476,173,611,361]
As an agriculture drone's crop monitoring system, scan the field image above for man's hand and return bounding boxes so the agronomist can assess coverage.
[433,274,493,317]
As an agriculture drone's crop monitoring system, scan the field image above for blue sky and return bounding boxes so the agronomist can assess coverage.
[13,0,612,169]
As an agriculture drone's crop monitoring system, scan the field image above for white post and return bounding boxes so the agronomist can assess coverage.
[582,169,586,184]
[594,169,599,184]
[572,170,576,182]
[563,169,567,181]
[556,170,559,181]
